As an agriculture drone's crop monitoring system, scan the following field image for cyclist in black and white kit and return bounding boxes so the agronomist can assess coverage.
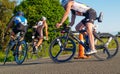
[32,16,48,53]
[56,0,97,55]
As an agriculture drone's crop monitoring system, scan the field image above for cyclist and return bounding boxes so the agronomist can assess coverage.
[5,11,28,41]
[32,16,48,53]
[56,0,97,55]
[5,11,27,53]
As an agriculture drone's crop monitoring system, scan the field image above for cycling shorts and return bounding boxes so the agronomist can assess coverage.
[81,8,97,25]
[34,29,44,39]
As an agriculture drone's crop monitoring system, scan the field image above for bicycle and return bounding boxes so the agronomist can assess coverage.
[49,12,119,63]
[4,31,28,65]
[27,35,47,60]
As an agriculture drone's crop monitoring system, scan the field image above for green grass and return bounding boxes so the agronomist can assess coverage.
[117,37,120,44]
[0,42,50,62]
[0,51,14,62]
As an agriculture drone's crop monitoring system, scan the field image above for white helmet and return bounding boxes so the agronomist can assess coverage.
[61,0,69,7]
[41,16,46,21]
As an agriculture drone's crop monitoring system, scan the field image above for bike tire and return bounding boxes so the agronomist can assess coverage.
[49,36,76,63]
[15,40,28,65]
[94,33,119,60]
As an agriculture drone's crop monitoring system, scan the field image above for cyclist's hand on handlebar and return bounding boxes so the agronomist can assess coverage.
[56,23,62,28]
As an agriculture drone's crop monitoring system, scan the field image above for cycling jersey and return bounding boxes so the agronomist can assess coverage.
[35,21,45,39]
[71,1,91,13]
[14,16,27,26]
[12,16,27,34]
[71,1,97,24]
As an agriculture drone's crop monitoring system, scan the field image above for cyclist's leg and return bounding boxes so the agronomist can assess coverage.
[83,8,97,55]
[75,22,85,31]
[36,38,43,48]
[86,23,95,50]
[75,21,91,58]
[33,29,44,52]
[18,26,27,51]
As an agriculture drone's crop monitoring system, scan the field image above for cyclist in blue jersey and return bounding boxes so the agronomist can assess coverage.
[56,0,97,55]
[5,11,28,40]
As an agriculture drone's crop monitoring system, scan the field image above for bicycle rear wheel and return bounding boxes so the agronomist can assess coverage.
[94,33,119,60]
[49,36,76,63]
[15,41,28,65]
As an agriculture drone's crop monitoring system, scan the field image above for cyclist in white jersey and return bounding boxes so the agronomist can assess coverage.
[56,0,97,55]
[32,16,48,53]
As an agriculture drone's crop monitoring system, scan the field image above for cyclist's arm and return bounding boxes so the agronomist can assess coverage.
[69,10,76,26]
[44,21,48,40]
[5,17,14,32]
[59,1,73,25]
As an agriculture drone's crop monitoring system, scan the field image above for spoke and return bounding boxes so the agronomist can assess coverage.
[105,37,112,46]
[54,49,63,58]
[104,48,111,57]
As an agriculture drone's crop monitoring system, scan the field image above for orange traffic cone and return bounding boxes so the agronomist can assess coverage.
[74,34,90,59]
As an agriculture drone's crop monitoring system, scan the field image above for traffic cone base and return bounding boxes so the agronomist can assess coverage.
[74,55,91,59]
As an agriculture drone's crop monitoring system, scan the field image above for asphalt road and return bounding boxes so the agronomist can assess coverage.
[0,51,120,74]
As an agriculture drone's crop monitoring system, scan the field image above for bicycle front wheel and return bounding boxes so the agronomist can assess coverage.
[94,33,119,60]
[15,41,28,65]
[49,36,76,63]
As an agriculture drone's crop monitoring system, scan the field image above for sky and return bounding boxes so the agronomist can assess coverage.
[17,0,120,35]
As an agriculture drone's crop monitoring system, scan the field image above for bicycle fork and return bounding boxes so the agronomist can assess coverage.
[56,38,64,50]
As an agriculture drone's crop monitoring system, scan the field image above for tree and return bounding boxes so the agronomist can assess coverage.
[0,0,15,49]
[14,0,69,42]
[118,32,120,34]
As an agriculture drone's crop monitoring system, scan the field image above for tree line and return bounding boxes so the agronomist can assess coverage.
[0,0,69,50]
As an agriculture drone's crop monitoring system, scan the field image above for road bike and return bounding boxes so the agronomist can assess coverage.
[4,31,28,65]
[49,12,119,63]
[27,34,47,60]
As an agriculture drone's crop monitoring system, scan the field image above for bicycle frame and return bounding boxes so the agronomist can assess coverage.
[9,32,24,50]
[62,29,90,52]
[4,31,27,65]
